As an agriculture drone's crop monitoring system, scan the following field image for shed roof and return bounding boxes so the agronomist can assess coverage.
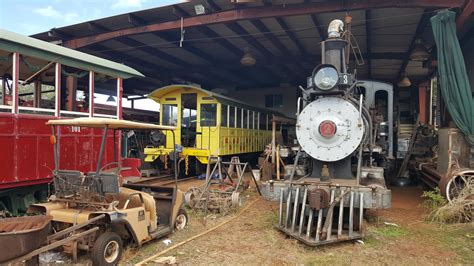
[30,0,470,93]
[0,29,143,79]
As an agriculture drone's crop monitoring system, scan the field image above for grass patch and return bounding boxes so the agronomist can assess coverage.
[433,224,474,264]
[372,225,409,238]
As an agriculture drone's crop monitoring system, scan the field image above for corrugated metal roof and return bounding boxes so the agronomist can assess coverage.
[0,29,143,79]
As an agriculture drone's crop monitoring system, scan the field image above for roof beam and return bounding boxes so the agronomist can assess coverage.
[397,10,432,80]
[457,0,474,32]
[275,17,308,55]
[127,13,147,26]
[250,19,307,79]
[365,10,372,79]
[63,0,462,49]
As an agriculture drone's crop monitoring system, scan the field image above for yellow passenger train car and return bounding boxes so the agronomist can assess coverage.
[144,85,284,174]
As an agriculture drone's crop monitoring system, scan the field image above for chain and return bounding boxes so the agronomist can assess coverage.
[185,155,189,176]
[162,155,168,170]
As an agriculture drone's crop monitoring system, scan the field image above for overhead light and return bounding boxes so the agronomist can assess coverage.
[410,39,430,61]
[240,48,256,66]
[106,95,116,102]
[398,72,412,88]
[194,4,205,15]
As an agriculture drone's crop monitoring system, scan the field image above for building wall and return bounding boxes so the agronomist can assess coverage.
[222,85,298,118]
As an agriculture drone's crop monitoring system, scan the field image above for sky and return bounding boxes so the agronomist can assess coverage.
[0,0,181,35]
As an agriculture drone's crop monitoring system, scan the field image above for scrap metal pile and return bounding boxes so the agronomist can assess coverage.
[185,156,260,213]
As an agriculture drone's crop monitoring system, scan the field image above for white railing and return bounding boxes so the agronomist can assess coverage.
[60,110,89,117]
[0,105,13,111]
[94,113,118,119]
[18,106,55,114]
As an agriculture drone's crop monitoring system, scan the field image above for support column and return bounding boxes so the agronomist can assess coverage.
[1,77,5,105]
[117,77,123,119]
[55,62,61,117]
[11,52,19,114]
[418,82,429,125]
[34,80,41,108]
[89,71,94,117]
[66,75,77,111]
[271,119,276,164]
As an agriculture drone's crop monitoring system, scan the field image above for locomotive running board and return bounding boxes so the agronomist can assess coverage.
[277,185,365,246]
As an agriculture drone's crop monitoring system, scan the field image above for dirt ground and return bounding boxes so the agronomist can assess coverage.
[122,178,474,265]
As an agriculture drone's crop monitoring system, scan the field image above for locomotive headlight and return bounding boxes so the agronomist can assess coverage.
[312,64,339,91]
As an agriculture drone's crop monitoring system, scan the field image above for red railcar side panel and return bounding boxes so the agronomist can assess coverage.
[0,113,118,189]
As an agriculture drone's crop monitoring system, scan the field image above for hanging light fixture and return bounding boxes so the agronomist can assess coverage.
[106,95,116,102]
[240,48,256,66]
[410,39,430,61]
[398,72,412,87]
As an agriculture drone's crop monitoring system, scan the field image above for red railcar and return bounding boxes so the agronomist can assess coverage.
[0,29,143,215]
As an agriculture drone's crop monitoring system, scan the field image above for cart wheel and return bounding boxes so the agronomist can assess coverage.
[185,187,201,208]
[175,209,188,231]
[231,192,242,207]
[91,232,123,266]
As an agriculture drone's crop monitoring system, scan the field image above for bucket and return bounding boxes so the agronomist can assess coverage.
[252,169,261,181]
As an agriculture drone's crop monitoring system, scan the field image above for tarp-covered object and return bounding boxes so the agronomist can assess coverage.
[431,11,474,144]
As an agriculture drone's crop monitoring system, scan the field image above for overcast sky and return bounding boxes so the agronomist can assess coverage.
[0,0,180,35]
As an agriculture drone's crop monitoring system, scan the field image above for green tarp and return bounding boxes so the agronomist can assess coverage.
[431,10,474,144]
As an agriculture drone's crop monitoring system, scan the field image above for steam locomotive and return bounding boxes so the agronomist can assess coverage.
[276,19,391,246]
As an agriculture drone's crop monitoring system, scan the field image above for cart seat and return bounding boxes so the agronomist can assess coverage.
[117,187,157,223]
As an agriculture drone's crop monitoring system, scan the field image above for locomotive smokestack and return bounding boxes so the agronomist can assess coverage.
[327,19,344,38]
[322,19,347,73]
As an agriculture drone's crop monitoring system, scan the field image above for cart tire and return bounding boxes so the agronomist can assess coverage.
[91,232,123,266]
[231,192,242,207]
[175,209,188,231]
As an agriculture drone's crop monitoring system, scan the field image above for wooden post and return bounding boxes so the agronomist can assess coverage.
[11,52,19,114]
[276,144,280,180]
[34,80,41,108]
[89,71,94,117]
[271,119,276,164]
[117,77,123,119]
[54,62,61,117]
[66,76,77,111]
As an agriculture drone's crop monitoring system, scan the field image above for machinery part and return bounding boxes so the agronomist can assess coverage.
[175,209,188,231]
[308,188,330,210]
[91,232,123,266]
[296,97,364,162]
[149,130,166,146]
[420,165,474,202]
[445,171,474,202]
[184,187,201,208]
[231,192,242,207]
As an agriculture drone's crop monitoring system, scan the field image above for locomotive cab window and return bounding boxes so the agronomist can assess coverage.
[236,107,241,128]
[162,104,178,126]
[201,103,217,127]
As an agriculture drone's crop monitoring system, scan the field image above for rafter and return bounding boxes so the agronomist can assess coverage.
[275,17,308,55]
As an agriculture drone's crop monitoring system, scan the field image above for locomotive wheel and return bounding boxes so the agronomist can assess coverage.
[231,192,242,207]
[91,232,123,266]
[184,187,201,208]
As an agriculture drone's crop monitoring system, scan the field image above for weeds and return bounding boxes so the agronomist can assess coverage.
[421,188,447,210]
[429,179,473,223]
